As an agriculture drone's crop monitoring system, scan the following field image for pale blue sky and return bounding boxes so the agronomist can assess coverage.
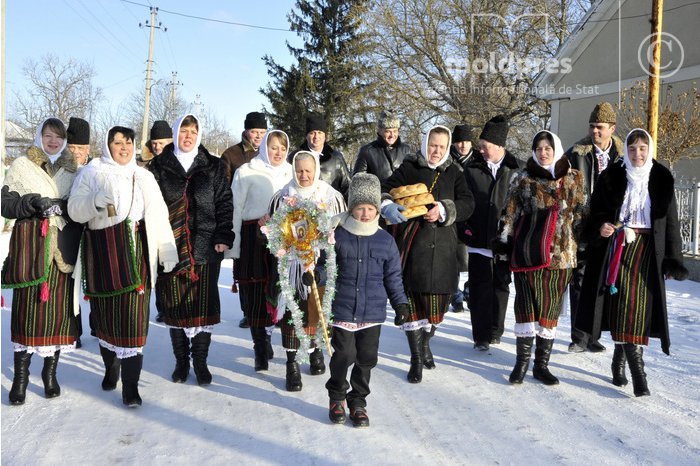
[6,0,299,135]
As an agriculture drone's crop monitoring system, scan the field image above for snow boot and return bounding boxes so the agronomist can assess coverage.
[406,330,424,383]
[329,400,347,424]
[169,328,190,383]
[266,332,274,360]
[611,344,628,387]
[422,326,436,369]
[121,354,143,407]
[9,351,32,405]
[623,343,650,396]
[99,345,121,391]
[309,347,326,375]
[285,351,302,392]
[532,336,559,385]
[191,331,213,386]
[349,406,370,428]
[250,327,269,371]
[41,351,61,398]
[509,336,534,384]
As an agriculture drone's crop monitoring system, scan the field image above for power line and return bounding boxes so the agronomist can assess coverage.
[120,0,293,32]
[75,0,140,57]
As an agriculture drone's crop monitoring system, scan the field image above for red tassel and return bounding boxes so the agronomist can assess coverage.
[136,284,145,295]
[40,282,49,302]
[41,218,49,237]
[190,268,199,282]
[231,283,238,293]
[83,295,90,301]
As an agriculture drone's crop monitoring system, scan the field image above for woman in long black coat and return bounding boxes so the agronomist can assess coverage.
[381,125,474,384]
[576,128,688,397]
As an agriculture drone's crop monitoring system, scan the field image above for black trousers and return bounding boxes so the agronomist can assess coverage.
[569,262,597,345]
[468,253,511,344]
[326,325,381,409]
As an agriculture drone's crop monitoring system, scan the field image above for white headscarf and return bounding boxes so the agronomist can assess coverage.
[256,130,292,175]
[285,150,323,199]
[173,114,203,172]
[34,117,67,164]
[421,125,452,169]
[531,130,565,177]
[619,128,654,227]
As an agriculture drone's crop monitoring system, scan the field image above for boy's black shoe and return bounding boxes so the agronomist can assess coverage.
[349,407,370,428]
[329,400,346,424]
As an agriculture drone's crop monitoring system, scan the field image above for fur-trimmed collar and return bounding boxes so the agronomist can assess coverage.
[570,134,624,158]
[525,155,571,180]
[599,160,675,219]
[155,144,214,177]
[26,145,78,173]
[465,149,520,171]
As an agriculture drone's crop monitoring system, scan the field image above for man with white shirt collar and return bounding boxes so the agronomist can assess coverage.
[460,115,523,352]
[566,102,624,353]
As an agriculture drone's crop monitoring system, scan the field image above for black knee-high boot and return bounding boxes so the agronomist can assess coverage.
[266,332,274,360]
[250,327,269,371]
[622,343,650,396]
[42,351,61,398]
[611,344,628,387]
[422,326,436,369]
[406,330,424,383]
[9,351,32,405]
[532,336,559,385]
[191,332,213,386]
[170,328,190,383]
[509,337,534,384]
[99,345,121,391]
[309,346,326,375]
[121,354,143,407]
[286,351,302,392]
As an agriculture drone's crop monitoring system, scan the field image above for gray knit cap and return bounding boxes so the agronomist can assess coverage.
[348,173,382,211]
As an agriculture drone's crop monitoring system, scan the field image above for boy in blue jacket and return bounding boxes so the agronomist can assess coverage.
[325,173,409,428]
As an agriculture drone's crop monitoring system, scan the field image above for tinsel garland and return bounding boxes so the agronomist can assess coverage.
[262,196,337,363]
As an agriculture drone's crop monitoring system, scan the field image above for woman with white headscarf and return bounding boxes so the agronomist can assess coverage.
[231,130,293,372]
[577,129,687,397]
[148,114,234,387]
[268,151,345,392]
[381,125,474,384]
[2,118,81,405]
[495,130,586,386]
[69,126,177,407]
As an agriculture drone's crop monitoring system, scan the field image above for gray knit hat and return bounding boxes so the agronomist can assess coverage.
[348,173,382,211]
[377,110,401,131]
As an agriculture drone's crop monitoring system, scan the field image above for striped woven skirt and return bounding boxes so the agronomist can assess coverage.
[11,261,77,347]
[156,262,222,328]
[606,233,654,345]
[406,292,450,325]
[89,227,151,348]
[236,220,274,328]
[513,268,572,328]
[281,287,324,350]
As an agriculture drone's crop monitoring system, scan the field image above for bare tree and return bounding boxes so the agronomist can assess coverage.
[124,81,189,144]
[11,54,103,132]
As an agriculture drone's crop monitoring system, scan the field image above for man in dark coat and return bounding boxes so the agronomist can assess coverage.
[461,115,523,351]
[289,114,351,199]
[139,120,173,168]
[381,125,474,384]
[566,102,624,353]
[353,110,414,183]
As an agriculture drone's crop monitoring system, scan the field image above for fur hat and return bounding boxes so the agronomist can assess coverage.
[348,173,381,211]
[377,110,401,131]
[452,124,473,144]
[150,120,172,140]
[306,114,327,134]
[479,115,509,147]
[244,112,268,130]
[66,117,90,145]
[589,102,617,124]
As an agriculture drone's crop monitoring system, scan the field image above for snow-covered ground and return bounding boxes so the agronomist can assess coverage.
[1,232,699,465]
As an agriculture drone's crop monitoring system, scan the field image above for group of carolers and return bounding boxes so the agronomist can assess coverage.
[2,103,687,428]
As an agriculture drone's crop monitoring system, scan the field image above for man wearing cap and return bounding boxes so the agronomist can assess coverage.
[461,115,523,351]
[139,120,173,167]
[289,114,352,199]
[566,101,624,353]
[66,117,91,167]
[221,112,267,184]
[353,110,413,183]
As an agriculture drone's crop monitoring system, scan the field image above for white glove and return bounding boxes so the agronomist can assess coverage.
[161,261,178,273]
[94,190,115,209]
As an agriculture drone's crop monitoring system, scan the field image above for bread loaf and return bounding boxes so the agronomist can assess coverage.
[396,192,435,208]
[390,183,428,199]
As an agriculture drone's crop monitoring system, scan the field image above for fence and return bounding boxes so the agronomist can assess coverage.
[675,177,700,256]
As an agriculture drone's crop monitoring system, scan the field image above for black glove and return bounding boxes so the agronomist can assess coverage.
[31,196,54,215]
[394,303,409,326]
[301,271,321,286]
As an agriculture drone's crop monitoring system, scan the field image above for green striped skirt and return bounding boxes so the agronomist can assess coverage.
[89,227,151,348]
[406,292,450,325]
[156,262,222,328]
[514,268,572,328]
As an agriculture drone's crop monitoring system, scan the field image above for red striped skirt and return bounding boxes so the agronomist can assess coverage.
[513,267,572,328]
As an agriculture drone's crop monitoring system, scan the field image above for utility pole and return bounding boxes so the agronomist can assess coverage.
[647,0,664,157]
[167,71,182,122]
[139,7,166,147]
[1,0,6,166]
